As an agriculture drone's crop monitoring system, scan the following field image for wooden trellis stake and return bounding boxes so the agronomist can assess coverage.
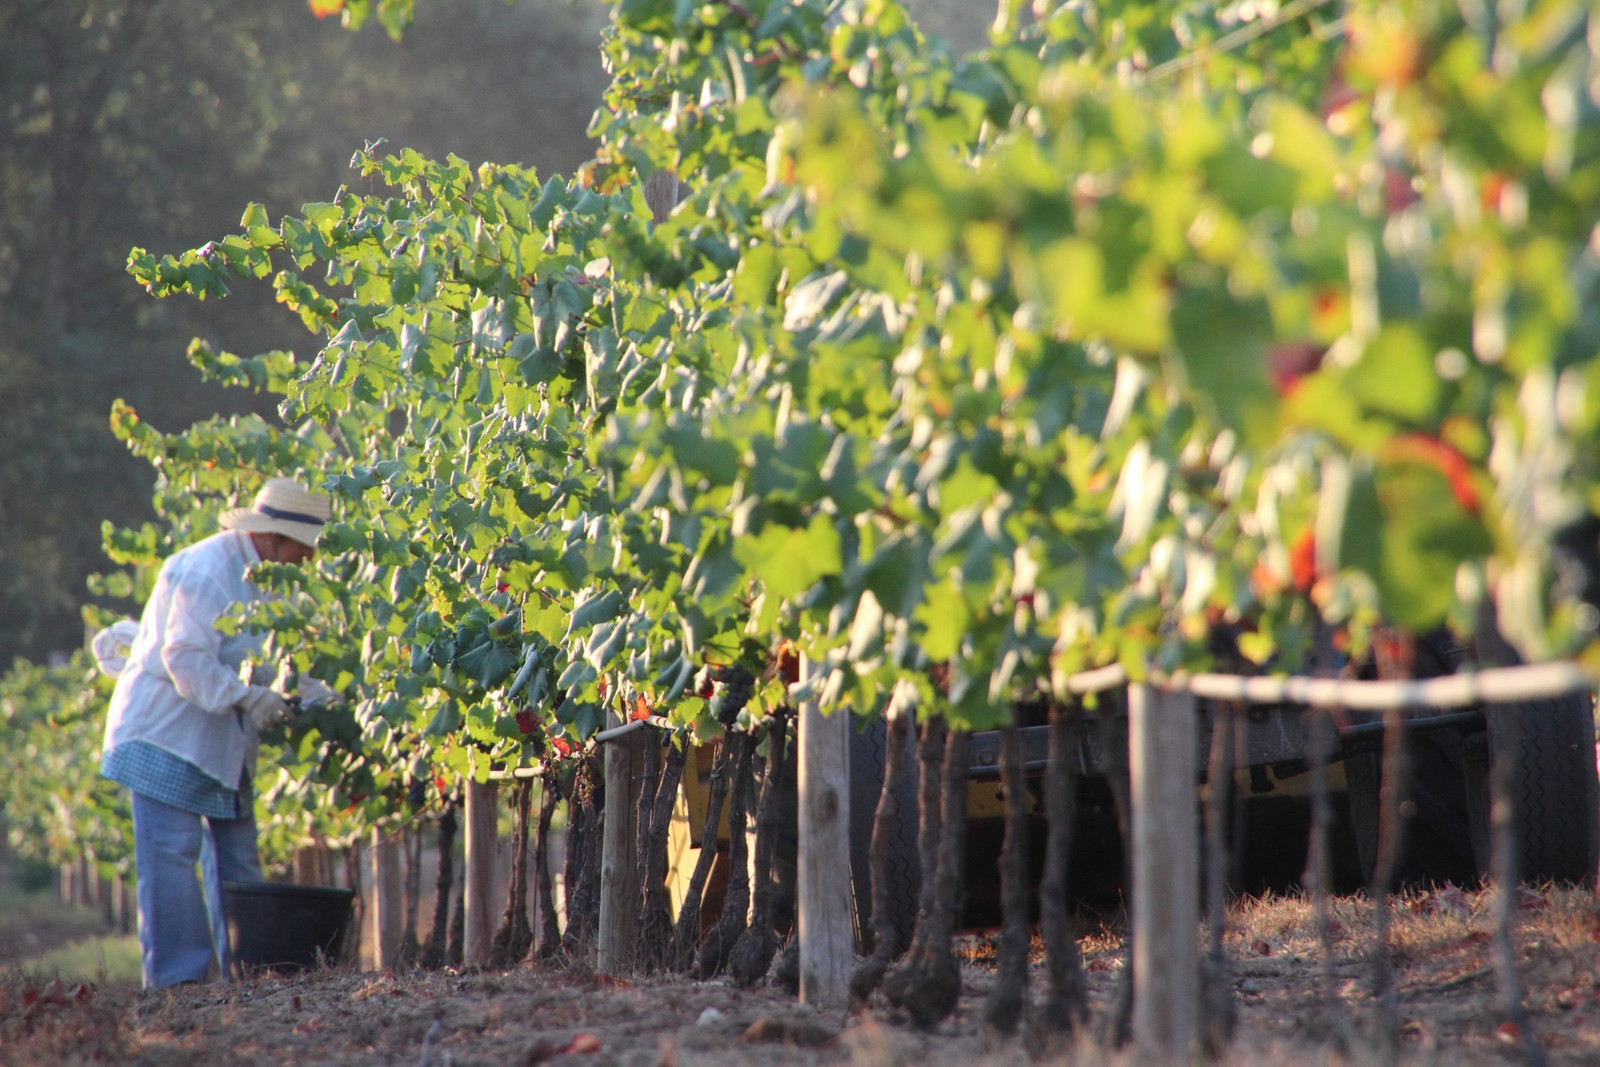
[370,827,403,970]
[463,777,498,968]
[1128,682,1200,1059]
[796,654,852,1008]
[597,710,648,975]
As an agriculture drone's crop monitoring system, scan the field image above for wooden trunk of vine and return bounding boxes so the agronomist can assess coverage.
[639,735,687,972]
[1304,708,1349,1043]
[730,710,789,987]
[1370,630,1415,1063]
[695,728,757,978]
[669,734,735,972]
[1488,711,1542,1065]
[534,772,562,959]
[850,706,913,1005]
[398,825,422,969]
[903,714,948,967]
[420,800,457,969]
[1036,701,1088,1038]
[883,725,967,1028]
[448,878,464,969]
[563,755,603,955]
[1094,711,1135,1051]
[982,721,1030,1035]
[489,778,535,967]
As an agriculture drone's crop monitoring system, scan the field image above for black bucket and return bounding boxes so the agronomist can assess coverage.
[223,881,355,976]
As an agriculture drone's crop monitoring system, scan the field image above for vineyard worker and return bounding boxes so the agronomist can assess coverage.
[100,477,330,990]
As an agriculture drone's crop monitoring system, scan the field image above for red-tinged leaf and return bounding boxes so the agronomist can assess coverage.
[776,642,800,686]
[1496,1021,1521,1044]
[632,695,651,721]
[291,995,302,1012]
[567,1033,602,1054]
[308,0,345,18]
[1381,434,1482,515]
[1289,528,1317,594]
[1466,930,1492,944]
[1267,340,1326,396]
[72,983,93,1004]
[1251,939,1272,957]
[1086,957,1116,973]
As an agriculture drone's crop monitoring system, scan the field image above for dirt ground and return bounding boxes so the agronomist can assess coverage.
[9,885,1600,1066]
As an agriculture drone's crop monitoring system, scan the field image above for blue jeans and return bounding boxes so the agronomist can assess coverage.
[131,792,262,989]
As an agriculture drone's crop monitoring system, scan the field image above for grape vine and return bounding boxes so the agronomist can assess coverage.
[6,0,1594,881]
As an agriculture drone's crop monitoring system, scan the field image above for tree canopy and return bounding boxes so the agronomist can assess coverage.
[0,0,608,661]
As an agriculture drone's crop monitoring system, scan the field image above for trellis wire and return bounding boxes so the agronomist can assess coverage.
[1051,659,1596,707]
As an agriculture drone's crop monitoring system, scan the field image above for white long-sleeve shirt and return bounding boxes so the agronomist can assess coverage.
[102,530,268,788]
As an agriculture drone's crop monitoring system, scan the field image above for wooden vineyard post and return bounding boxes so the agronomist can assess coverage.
[1128,682,1200,1058]
[119,873,134,935]
[642,170,679,224]
[796,654,852,1008]
[587,172,675,977]
[598,711,648,975]
[463,777,498,968]
[296,843,323,886]
[370,827,403,971]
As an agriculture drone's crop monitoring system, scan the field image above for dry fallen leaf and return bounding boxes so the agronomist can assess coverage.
[566,1033,602,1054]
[740,1016,838,1047]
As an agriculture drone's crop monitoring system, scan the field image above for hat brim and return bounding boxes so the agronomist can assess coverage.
[220,509,323,549]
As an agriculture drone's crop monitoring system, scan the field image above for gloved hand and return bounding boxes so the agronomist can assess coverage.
[295,675,336,706]
[239,685,293,732]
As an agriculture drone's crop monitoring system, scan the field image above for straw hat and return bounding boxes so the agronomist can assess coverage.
[219,478,331,548]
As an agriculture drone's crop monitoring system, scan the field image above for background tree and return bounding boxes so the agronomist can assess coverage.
[0,0,610,660]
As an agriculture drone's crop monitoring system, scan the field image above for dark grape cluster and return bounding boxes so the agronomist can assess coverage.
[714,666,755,727]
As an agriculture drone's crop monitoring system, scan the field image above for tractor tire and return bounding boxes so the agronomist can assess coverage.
[1345,729,1479,890]
[1464,691,1600,886]
[1344,633,1479,889]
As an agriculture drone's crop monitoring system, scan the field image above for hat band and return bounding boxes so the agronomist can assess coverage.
[256,504,326,526]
